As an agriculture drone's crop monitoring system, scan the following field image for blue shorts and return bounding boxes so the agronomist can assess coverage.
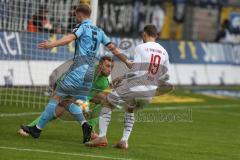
[55,63,94,100]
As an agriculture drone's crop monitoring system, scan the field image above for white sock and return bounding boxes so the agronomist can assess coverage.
[36,125,42,130]
[98,107,112,137]
[81,120,87,126]
[121,112,134,142]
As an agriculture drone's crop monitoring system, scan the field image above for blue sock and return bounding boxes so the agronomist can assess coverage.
[37,99,58,129]
[67,103,86,125]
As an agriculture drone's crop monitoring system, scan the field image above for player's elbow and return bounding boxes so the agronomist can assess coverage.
[107,43,118,53]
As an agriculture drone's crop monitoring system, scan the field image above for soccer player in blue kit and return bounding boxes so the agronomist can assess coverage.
[21,4,132,143]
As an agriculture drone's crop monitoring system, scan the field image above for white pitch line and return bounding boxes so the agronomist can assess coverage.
[139,104,240,112]
[0,146,131,160]
[1,104,239,118]
[0,112,41,117]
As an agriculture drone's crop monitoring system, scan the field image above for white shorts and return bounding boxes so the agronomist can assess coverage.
[108,72,158,109]
[107,86,154,109]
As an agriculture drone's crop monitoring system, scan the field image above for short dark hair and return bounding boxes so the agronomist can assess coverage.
[99,56,114,68]
[76,4,91,16]
[143,24,158,37]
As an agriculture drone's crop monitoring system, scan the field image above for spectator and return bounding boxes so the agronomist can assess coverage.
[27,6,53,33]
[52,15,63,34]
[215,19,235,43]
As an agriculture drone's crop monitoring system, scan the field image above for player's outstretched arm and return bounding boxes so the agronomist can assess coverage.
[106,43,133,69]
[38,34,76,49]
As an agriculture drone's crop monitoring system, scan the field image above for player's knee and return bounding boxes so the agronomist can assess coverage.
[55,106,66,117]
[51,94,62,102]
[100,96,108,105]
[59,98,75,109]
[102,97,115,109]
[126,107,134,113]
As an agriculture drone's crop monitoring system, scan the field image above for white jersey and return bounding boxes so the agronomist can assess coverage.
[108,42,170,108]
[129,41,169,92]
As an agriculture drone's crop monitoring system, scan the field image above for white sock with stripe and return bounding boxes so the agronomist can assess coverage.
[121,112,134,142]
[98,107,112,137]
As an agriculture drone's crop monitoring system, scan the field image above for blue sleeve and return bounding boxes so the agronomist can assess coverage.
[72,25,83,39]
[101,30,111,46]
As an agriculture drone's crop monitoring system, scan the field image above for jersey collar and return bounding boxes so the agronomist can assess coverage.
[81,19,92,24]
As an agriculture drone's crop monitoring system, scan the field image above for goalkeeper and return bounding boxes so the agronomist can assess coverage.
[18,56,113,140]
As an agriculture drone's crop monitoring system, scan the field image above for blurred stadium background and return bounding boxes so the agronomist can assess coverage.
[0,0,240,160]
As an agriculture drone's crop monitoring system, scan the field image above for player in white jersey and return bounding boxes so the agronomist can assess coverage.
[85,24,170,149]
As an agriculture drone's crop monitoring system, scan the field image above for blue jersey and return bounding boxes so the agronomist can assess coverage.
[72,19,111,60]
[56,19,111,99]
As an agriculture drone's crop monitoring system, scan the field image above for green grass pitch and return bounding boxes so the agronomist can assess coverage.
[0,87,240,160]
